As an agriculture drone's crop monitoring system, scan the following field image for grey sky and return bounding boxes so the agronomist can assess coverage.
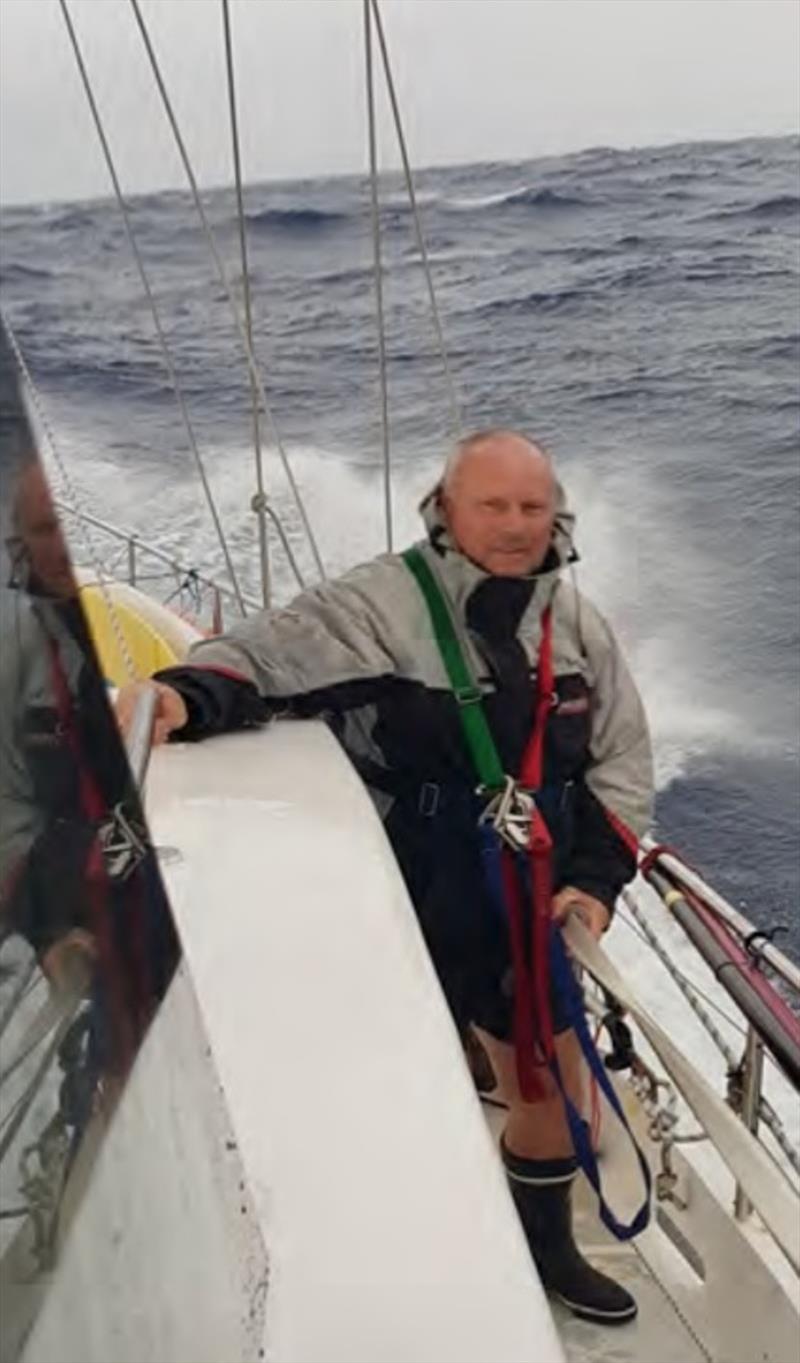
[1,0,798,206]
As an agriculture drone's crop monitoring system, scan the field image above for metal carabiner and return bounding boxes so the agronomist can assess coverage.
[479,775,534,852]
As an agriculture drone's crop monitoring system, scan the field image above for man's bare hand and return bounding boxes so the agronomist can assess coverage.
[115,680,188,746]
[552,886,610,939]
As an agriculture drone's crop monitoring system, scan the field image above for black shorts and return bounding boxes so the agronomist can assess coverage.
[388,802,578,1043]
[465,956,577,1043]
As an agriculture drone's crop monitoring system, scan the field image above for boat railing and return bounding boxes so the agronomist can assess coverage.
[55,498,263,619]
[641,835,800,994]
[626,842,799,1230]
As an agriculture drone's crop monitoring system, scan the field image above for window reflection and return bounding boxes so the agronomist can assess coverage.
[0,320,178,1357]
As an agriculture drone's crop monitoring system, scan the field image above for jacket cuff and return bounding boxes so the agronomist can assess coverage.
[154,666,269,739]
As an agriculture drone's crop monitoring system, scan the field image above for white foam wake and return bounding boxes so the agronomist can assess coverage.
[49,434,773,794]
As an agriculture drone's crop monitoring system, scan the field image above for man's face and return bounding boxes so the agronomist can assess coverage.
[442,438,557,577]
[13,464,76,599]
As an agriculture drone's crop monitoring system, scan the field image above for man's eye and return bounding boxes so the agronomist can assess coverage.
[483,500,505,512]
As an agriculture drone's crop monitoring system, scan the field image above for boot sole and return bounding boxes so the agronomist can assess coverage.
[553,1291,638,1325]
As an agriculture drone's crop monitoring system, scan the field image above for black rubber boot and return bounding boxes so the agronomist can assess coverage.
[502,1143,638,1325]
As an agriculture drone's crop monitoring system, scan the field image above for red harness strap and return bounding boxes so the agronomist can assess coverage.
[502,609,558,1100]
[47,637,136,1072]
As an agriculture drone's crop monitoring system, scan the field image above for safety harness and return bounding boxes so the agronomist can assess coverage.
[404,546,651,1240]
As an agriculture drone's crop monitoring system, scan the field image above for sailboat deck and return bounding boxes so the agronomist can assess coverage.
[555,1175,707,1363]
[481,1100,708,1363]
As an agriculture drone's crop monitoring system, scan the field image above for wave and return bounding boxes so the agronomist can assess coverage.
[702,194,800,224]
[0,262,53,283]
[473,285,585,318]
[382,190,440,211]
[45,207,96,232]
[245,205,348,231]
[443,185,589,213]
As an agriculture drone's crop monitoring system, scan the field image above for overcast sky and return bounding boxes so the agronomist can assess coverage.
[1,0,798,206]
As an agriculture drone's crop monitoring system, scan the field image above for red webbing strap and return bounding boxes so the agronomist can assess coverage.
[47,637,136,1071]
[522,609,557,1094]
[500,853,540,1098]
[519,607,554,791]
[528,807,555,1069]
[48,637,106,821]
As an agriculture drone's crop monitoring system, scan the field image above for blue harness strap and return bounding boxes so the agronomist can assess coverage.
[481,829,651,1240]
[547,928,652,1239]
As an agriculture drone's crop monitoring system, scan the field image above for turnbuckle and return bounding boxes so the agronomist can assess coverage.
[479,775,534,852]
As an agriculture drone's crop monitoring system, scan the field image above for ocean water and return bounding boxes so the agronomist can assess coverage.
[1,133,798,948]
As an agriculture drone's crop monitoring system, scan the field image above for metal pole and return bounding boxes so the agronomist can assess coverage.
[646,864,800,1087]
[127,535,137,586]
[641,836,800,994]
[363,0,392,552]
[221,0,271,607]
[124,685,158,790]
[734,1025,765,1219]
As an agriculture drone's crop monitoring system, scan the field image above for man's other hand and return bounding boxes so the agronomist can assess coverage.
[552,886,610,939]
[115,680,188,745]
[41,929,96,994]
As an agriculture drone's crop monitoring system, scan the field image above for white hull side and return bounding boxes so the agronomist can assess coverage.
[24,720,564,1363]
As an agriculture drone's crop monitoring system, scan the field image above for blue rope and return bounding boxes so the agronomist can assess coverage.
[547,929,651,1239]
[480,829,651,1240]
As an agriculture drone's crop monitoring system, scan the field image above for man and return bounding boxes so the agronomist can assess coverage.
[0,418,177,1063]
[118,429,653,1324]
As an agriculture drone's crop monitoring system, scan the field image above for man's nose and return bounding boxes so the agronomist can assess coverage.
[501,505,527,535]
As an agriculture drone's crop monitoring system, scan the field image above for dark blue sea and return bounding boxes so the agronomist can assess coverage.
[1,134,798,948]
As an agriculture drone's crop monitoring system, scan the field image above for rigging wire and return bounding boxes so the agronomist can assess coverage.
[58,0,247,619]
[363,0,393,552]
[369,0,461,440]
[127,0,325,583]
[220,0,271,607]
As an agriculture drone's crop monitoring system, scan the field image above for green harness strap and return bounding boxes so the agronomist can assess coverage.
[403,546,505,791]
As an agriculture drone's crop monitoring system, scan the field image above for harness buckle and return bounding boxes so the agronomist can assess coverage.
[454,685,483,707]
[479,775,535,852]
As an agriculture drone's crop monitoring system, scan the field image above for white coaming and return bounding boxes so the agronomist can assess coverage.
[24,719,564,1363]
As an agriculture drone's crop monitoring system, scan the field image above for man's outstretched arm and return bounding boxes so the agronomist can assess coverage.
[118,563,401,743]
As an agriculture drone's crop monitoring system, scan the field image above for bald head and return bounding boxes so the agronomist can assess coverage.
[11,461,75,598]
[440,429,558,577]
[443,429,554,497]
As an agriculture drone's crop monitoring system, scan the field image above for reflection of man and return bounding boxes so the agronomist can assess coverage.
[2,463,90,984]
[0,460,112,967]
[119,429,653,1324]
[0,387,177,1073]
[6,461,77,601]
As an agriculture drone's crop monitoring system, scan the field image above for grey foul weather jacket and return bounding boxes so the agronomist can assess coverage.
[158,484,653,1036]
